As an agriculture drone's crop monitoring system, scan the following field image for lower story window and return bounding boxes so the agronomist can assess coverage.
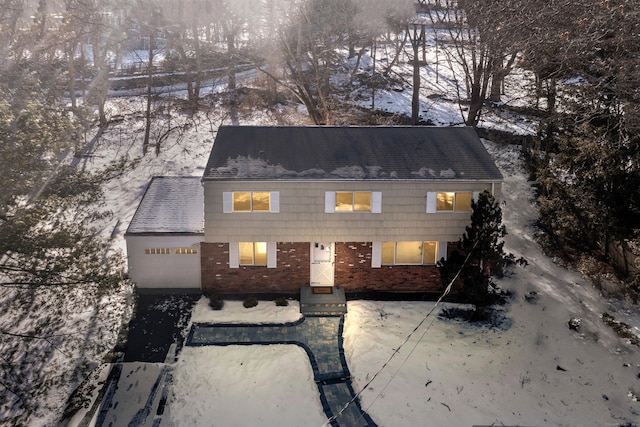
[381,241,438,265]
[239,242,267,266]
[145,248,170,255]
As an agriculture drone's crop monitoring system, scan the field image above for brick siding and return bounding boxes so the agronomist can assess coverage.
[335,242,444,293]
[201,242,309,295]
[201,241,449,295]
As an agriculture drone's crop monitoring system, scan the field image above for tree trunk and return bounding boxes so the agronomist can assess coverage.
[90,38,109,129]
[143,32,155,156]
[489,72,503,103]
[192,20,202,109]
[176,43,195,108]
[409,24,425,125]
[383,31,408,77]
[546,78,557,114]
[465,49,491,127]
[226,31,236,95]
[489,52,517,103]
[67,42,77,111]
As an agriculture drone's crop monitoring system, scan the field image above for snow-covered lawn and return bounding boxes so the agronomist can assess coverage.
[5,36,640,426]
[162,140,640,427]
[171,346,326,426]
[168,299,317,426]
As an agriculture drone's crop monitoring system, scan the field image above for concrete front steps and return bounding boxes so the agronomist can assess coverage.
[300,286,347,316]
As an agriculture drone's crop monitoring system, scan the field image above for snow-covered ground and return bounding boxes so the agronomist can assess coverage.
[3,32,640,426]
[157,140,640,427]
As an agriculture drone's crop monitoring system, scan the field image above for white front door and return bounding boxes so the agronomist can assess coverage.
[310,242,334,286]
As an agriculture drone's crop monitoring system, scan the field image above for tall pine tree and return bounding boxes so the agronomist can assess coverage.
[442,190,514,310]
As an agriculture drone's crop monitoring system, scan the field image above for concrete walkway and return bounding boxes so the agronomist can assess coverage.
[187,316,377,427]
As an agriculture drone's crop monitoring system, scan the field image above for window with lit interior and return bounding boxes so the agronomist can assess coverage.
[335,191,371,211]
[233,192,270,212]
[381,241,438,265]
[145,248,170,255]
[436,192,472,211]
[239,242,268,266]
[175,248,198,254]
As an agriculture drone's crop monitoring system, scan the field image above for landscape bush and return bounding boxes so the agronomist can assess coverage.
[243,297,258,308]
[205,291,224,310]
[275,297,289,307]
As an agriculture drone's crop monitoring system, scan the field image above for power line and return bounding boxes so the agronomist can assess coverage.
[322,241,478,427]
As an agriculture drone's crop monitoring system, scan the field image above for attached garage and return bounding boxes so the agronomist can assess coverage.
[124,176,204,291]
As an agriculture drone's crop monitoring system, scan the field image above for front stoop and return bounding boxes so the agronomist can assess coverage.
[300,286,347,316]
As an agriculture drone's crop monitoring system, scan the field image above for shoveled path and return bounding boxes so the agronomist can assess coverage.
[187,316,376,427]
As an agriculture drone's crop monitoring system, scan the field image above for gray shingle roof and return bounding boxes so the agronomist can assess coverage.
[125,176,204,235]
[203,126,502,181]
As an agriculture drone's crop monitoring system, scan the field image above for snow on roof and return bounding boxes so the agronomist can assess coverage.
[125,176,204,235]
[203,126,503,181]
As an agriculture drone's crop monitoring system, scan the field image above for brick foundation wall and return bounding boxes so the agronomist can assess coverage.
[201,242,309,295]
[334,242,444,293]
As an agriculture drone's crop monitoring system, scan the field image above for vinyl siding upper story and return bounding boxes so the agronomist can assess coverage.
[203,180,501,242]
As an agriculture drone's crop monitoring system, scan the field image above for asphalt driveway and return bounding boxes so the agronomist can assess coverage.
[123,293,199,362]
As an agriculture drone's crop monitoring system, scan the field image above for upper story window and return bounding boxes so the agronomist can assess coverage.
[325,191,382,213]
[381,241,438,265]
[336,191,371,211]
[233,191,270,211]
[427,191,473,213]
[223,191,279,213]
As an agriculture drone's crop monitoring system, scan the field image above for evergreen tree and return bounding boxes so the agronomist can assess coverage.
[442,191,514,310]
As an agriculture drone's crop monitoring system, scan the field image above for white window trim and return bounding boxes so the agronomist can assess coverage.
[371,241,382,268]
[325,191,336,213]
[371,191,382,213]
[267,242,277,268]
[437,241,448,262]
[229,242,239,268]
[223,192,233,213]
[270,192,280,213]
[426,192,437,213]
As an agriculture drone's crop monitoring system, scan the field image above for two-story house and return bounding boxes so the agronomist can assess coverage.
[125,126,502,301]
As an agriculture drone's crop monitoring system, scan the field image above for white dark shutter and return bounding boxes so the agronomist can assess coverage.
[371,241,382,268]
[426,192,437,213]
[270,192,280,213]
[371,191,382,213]
[223,192,233,213]
[229,242,239,268]
[437,241,448,262]
[472,191,481,202]
[325,191,336,213]
[267,242,277,268]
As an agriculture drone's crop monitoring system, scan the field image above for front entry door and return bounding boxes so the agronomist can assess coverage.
[310,242,334,286]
